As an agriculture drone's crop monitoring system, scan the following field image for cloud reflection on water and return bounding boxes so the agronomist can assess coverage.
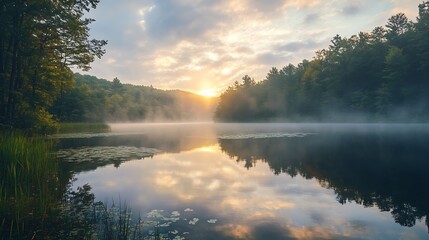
[60,123,429,239]
[72,138,427,239]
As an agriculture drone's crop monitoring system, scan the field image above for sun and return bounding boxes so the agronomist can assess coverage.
[198,88,217,97]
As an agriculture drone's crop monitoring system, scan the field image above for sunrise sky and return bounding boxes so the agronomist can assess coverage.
[82,0,422,97]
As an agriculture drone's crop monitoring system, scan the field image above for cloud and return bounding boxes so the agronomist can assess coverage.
[235,46,254,54]
[82,0,424,95]
[276,40,320,53]
[255,52,289,66]
[388,0,422,20]
[247,0,286,13]
[143,0,225,45]
[303,12,320,24]
[250,221,295,240]
[342,5,362,15]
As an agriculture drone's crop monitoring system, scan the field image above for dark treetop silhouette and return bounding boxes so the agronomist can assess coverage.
[220,126,429,232]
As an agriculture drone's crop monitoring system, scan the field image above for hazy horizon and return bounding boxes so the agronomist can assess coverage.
[79,0,422,96]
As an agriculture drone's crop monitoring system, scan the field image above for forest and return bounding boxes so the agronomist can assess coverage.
[0,0,107,133]
[215,2,429,122]
[2,1,429,133]
[0,0,215,133]
[50,73,217,123]
[2,1,429,238]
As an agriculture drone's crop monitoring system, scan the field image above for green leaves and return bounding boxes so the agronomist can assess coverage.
[215,1,429,122]
[0,0,107,133]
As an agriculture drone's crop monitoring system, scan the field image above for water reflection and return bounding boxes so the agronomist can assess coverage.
[57,123,429,239]
[57,123,218,173]
[58,122,218,152]
[219,127,429,232]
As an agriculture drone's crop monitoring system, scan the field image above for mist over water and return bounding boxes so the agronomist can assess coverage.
[109,122,429,138]
[56,122,429,239]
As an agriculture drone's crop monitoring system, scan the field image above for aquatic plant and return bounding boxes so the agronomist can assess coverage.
[0,131,217,239]
[54,185,219,240]
[56,146,162,173]
[56,146,161,163]
[0,131,63,239]
[58,122,111,134]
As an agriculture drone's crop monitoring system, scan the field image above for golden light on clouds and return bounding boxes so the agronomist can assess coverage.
[84,0,424,98]
[217,224,252,238]
[221,67,233,75]
[154,174,177,188]
[154,56,177,68]
[194,145,219,152]
[198,88,218,97]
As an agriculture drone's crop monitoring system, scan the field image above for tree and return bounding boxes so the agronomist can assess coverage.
[371,26,387,44]
[386,13,411,44]
[111,77,124,94]
[215,2,429,122]
[242,75,256,88]
[376,46,407,114]
[0,0,107,132]
[415,1,429,74]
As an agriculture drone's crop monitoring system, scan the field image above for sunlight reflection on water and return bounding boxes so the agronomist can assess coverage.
[59,123,429,240]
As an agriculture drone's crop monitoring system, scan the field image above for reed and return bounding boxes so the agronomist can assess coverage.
[58,122,110,134]
[0,131,62,239]
[55,184,150,240]
[0,131,173,239]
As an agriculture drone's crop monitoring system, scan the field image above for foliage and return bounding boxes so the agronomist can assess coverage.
[0,0,107,133]
[51,73,218,122]
[36,183,192,240]
[0,132,158,239]
[0,131,64,239]
[215,1,429,122]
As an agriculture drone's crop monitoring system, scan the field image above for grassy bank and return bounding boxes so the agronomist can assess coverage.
[0,131,141,239]
[58,122,110,134]
[0,130,182,239]
[0,131,63,239]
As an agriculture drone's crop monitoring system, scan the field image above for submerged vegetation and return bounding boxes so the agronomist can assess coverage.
[215,2,429,122]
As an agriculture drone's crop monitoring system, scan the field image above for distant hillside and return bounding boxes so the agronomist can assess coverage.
[51,73,218,122]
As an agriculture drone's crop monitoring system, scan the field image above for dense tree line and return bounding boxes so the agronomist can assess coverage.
[50,73,217,122]
[0,0,107,132]
[215,2,429,122]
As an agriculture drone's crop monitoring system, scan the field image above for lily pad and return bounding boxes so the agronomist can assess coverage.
[219,132,315,139]
[207,219,217,224]
[188,218,199,225]
[56,146,161,162]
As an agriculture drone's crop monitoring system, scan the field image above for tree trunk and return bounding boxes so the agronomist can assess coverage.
[6,1,24,123]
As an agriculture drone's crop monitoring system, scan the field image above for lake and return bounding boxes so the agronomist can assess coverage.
[55,123,429,239]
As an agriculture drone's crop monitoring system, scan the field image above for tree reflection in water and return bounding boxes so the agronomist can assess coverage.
[219,131,429,232]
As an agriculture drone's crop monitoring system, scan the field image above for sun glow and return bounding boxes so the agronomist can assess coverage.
[198,88,217,97]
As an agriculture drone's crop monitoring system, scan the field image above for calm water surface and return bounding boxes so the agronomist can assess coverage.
[56,123,429,239]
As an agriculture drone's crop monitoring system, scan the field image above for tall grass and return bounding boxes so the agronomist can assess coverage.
[0,130,180,239]
[58,122,110,134]
[54,184,159,240]
[0,131,62,239]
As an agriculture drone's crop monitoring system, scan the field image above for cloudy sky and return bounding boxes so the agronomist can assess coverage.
[82,0,422,96]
